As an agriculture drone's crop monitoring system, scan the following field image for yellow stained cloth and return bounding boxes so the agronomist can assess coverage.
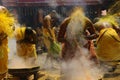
[14,27,26,41]
[43,28,61,57]
[16,43,37,59]
[42,27,56,50]
[96,28,120,62]
[15,27,37,59]
[0,13,14,37]
[0,38,8,74]
[0,10,14,78]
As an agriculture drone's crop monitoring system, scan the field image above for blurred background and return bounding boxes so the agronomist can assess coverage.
[0,0,117,28]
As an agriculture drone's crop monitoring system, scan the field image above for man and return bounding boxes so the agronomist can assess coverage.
[42,10,61,68]
[0,6,15,79]
[57,7,98,61]
[94,15,120,79]
[14,27,37,60]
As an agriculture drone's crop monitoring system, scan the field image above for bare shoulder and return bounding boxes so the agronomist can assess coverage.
[61,17,70,24]
[44,15,51,20]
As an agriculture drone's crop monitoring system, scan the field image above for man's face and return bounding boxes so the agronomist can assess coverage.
[101,10,107,16]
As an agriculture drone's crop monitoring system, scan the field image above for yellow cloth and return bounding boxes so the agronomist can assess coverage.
[16,43,37,59]
[42,27,56,51]
[43,28,61,58]
[0,7,14,79]
[0,11,14,77]
[0,38,8,74]
[0,13,14,37]
[96,28,120,62]
[15,27,37,59]
[14,27,26,41]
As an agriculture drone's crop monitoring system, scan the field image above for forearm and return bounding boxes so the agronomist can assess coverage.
[85,33,99,40]
[58,17,70,43]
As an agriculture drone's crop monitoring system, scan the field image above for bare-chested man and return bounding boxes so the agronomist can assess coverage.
[57,7,98,61]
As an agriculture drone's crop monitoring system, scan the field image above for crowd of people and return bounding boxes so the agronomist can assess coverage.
[35,4,120,79]
[0,1,120,79]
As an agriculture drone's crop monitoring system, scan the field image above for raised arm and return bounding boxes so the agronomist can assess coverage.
[57,17,70,43]
[84,17,98,40]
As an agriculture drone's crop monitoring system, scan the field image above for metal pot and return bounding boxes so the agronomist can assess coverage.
[8,66,40,80]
